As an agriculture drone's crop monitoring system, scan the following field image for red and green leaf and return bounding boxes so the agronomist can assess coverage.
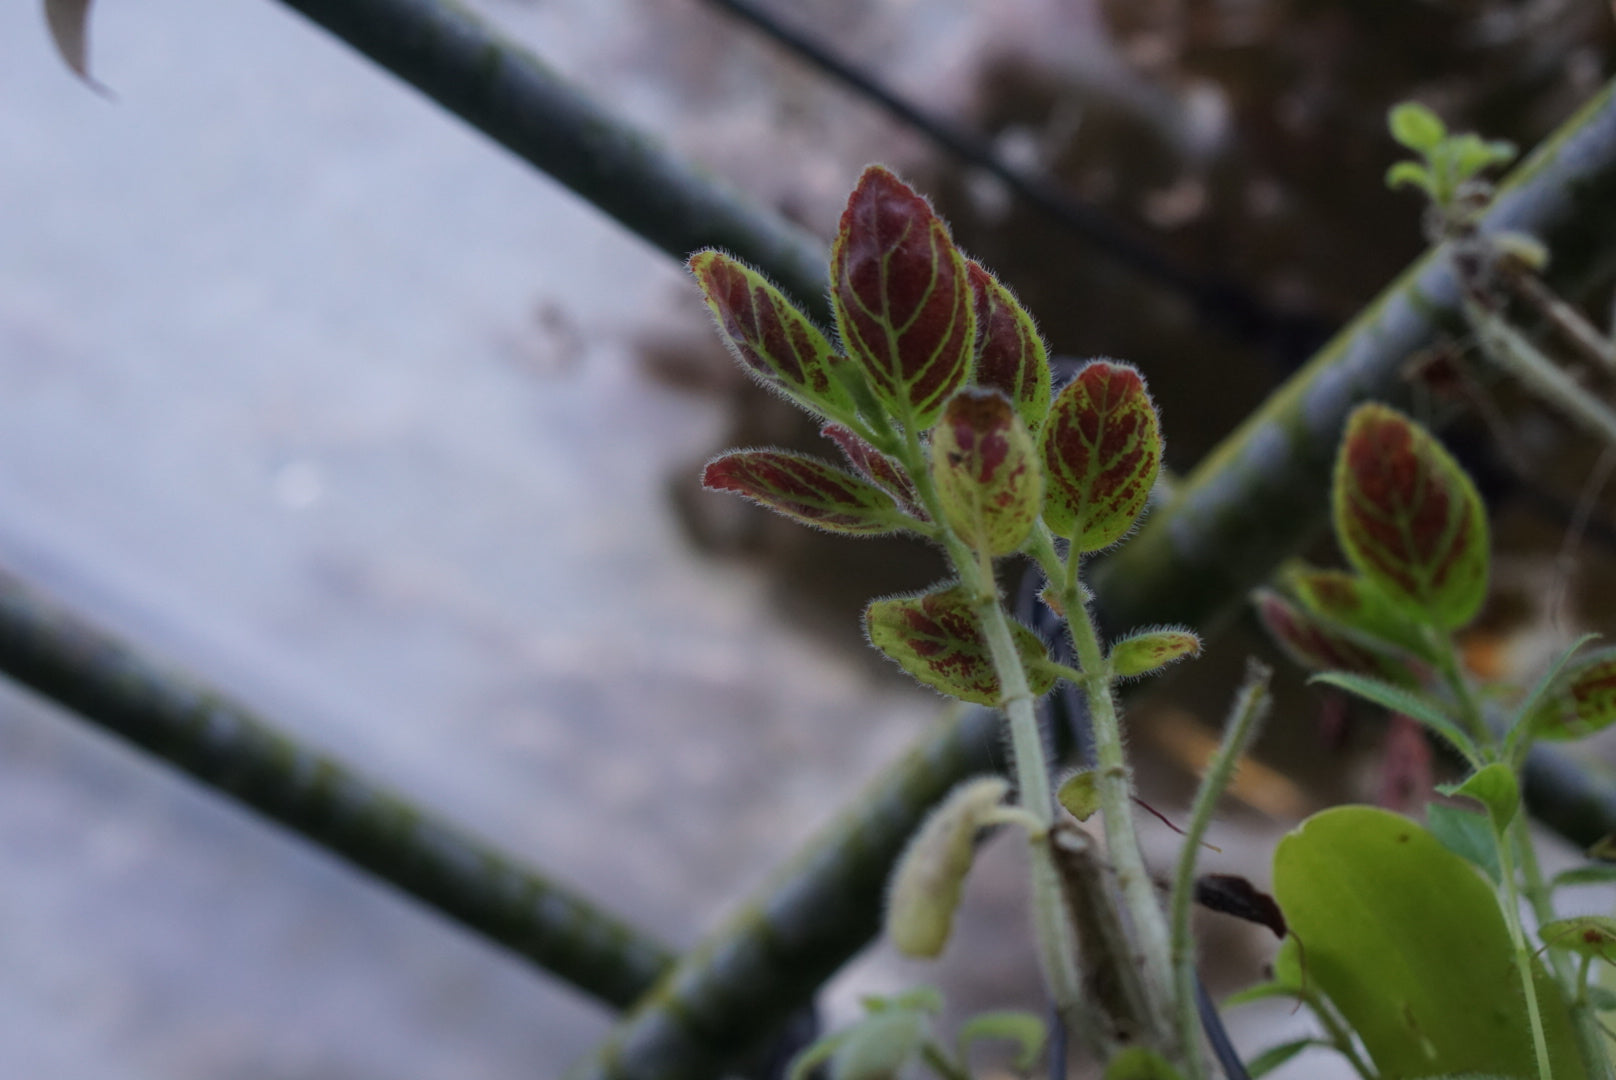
[930,388,1043,556]
[821,423,924,519]
[688,249,854,419]
[1528,650,1616,741]
[865,584,1056,706]
[1038,360,1162,551]
[1283,565,1438,662]
[702,450,915,535]
[831,166,974,430]
[967,260,1050,431]
[1333,404,1489,630]
[1253,588,1422,686]
[1108,628,1202,678]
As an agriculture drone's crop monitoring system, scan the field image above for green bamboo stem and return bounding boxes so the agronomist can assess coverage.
[270,0,833,321]
[1167,662,1271,1080]
[0,566,675,1010]
[570,78,1616,1080]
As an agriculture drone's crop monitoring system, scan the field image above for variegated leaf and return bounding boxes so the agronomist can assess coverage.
[821,423,924,519]
[1253,589,1422,686]
[689,250,855,419]
[865,584,1055,706]
[966,260,1050,431]
[702,451,913,535]
[930,388,1042,556]
[1284,566,1438,661]
[1334,404,1489,630]
[831,166,974,430]
[1039,360,1162,551]
[1529,650,1616,741]
[1109,628,1202,678]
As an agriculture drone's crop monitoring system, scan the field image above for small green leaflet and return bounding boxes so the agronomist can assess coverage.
[865,584,1056,706]
[1540,916,1616,965]
[1108,628,1201,678]
[1056,770,1100,821]
[1436,764,1519,832]
[955,1011,1046,1071]
[1309,671,1483,767]
[1426,802,1501,884]
[1246,1038,1321,1079]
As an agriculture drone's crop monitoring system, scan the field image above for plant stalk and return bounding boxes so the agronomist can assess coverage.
[1495,828,1555,1080]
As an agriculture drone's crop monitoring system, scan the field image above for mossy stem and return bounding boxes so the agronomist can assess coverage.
[1168,662,1272,1080]
[1058,551,1181,1058]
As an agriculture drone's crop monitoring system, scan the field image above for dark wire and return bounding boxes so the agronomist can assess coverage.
[698,0,1332,361]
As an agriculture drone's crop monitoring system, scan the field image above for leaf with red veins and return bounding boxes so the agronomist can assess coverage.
[1333,404,1489,630]
[820,424,925,519]
[930,389,1043,556]
[865,584,1056,706]
[1529,650,1616,741]
[1108,628,1202,678]
[1285,567,1438,662]
[688,249,854,419]
[702,450,914,535]
[831,166,974,430]
[1253,589,1422,686]
[966,260,1051,432]
[1038,360,1162,552]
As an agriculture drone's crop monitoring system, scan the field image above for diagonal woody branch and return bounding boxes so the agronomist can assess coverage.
[568,77,1616,1080]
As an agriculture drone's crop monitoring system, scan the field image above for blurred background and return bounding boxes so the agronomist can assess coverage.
[2,0,1615,1077]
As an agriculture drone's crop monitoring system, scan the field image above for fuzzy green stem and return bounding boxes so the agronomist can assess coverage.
[1496,827,1555,1080]
[1059,553,1180,1058]
[1168,663,1272,1080]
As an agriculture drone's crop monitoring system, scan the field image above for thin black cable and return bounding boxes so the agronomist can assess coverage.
[699,0,1333,360]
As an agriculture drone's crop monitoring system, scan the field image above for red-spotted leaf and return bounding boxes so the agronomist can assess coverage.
[689,250,855,419]
[1253,588,1422,686]
[1529,649,1616,741]
[1039,360,1162,551]
[1108,628,1202,678]
[1541,916,1616,965]
[821,423,924,519]
[831,166,974,430]
[967,260,1050,431]
[1284,566,1438,662]
[930,388,1042,556]
[703,451,914,535]
[865,584,1056,706]
[1333,404,1489,630]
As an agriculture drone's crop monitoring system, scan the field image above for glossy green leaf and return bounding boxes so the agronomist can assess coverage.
[965,260,1051,432]
[1056,770,1100,821]
[1443,133,1517,183]
[1108,627,1202,678]
[885,777,1008,958]
[956,1010,1046,1071]
[1247,1038,1320,1079]
[930,388,1043,556]
[1527,648,1616,742]
[1437,764,1519,832]
[1389,102,1447,153]
[1254,589,1424,687]
[1540,916,1616,966]
[1039,360,1163,552]
[1309,671,1482,767]
[1333,404,1489,630]
[831,166,974,430]
[1273,806,1586,1079]
[1104,1048,1184,1080]
[864,584,1056,706]
[821,423,924,519]
[1425,802,1501,884]
[1284,566,1437,662]
[703,450,915,534]
[689,250,855,419]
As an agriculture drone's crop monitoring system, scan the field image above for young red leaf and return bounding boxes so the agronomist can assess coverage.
[1039,360,1162,552]
[688,250,854,419]
[966,260,1051,431]
[1333,404,1489,630]
[702,450,914,535]
[821,423,925,519]
[930,388,1043,556]
[831,166,975,430]
[1284,566,1438,662]
[1529,651,1616,741]
[1108,628,1201,678]
[865,584,1056,706]
[1253,589,1422,686]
